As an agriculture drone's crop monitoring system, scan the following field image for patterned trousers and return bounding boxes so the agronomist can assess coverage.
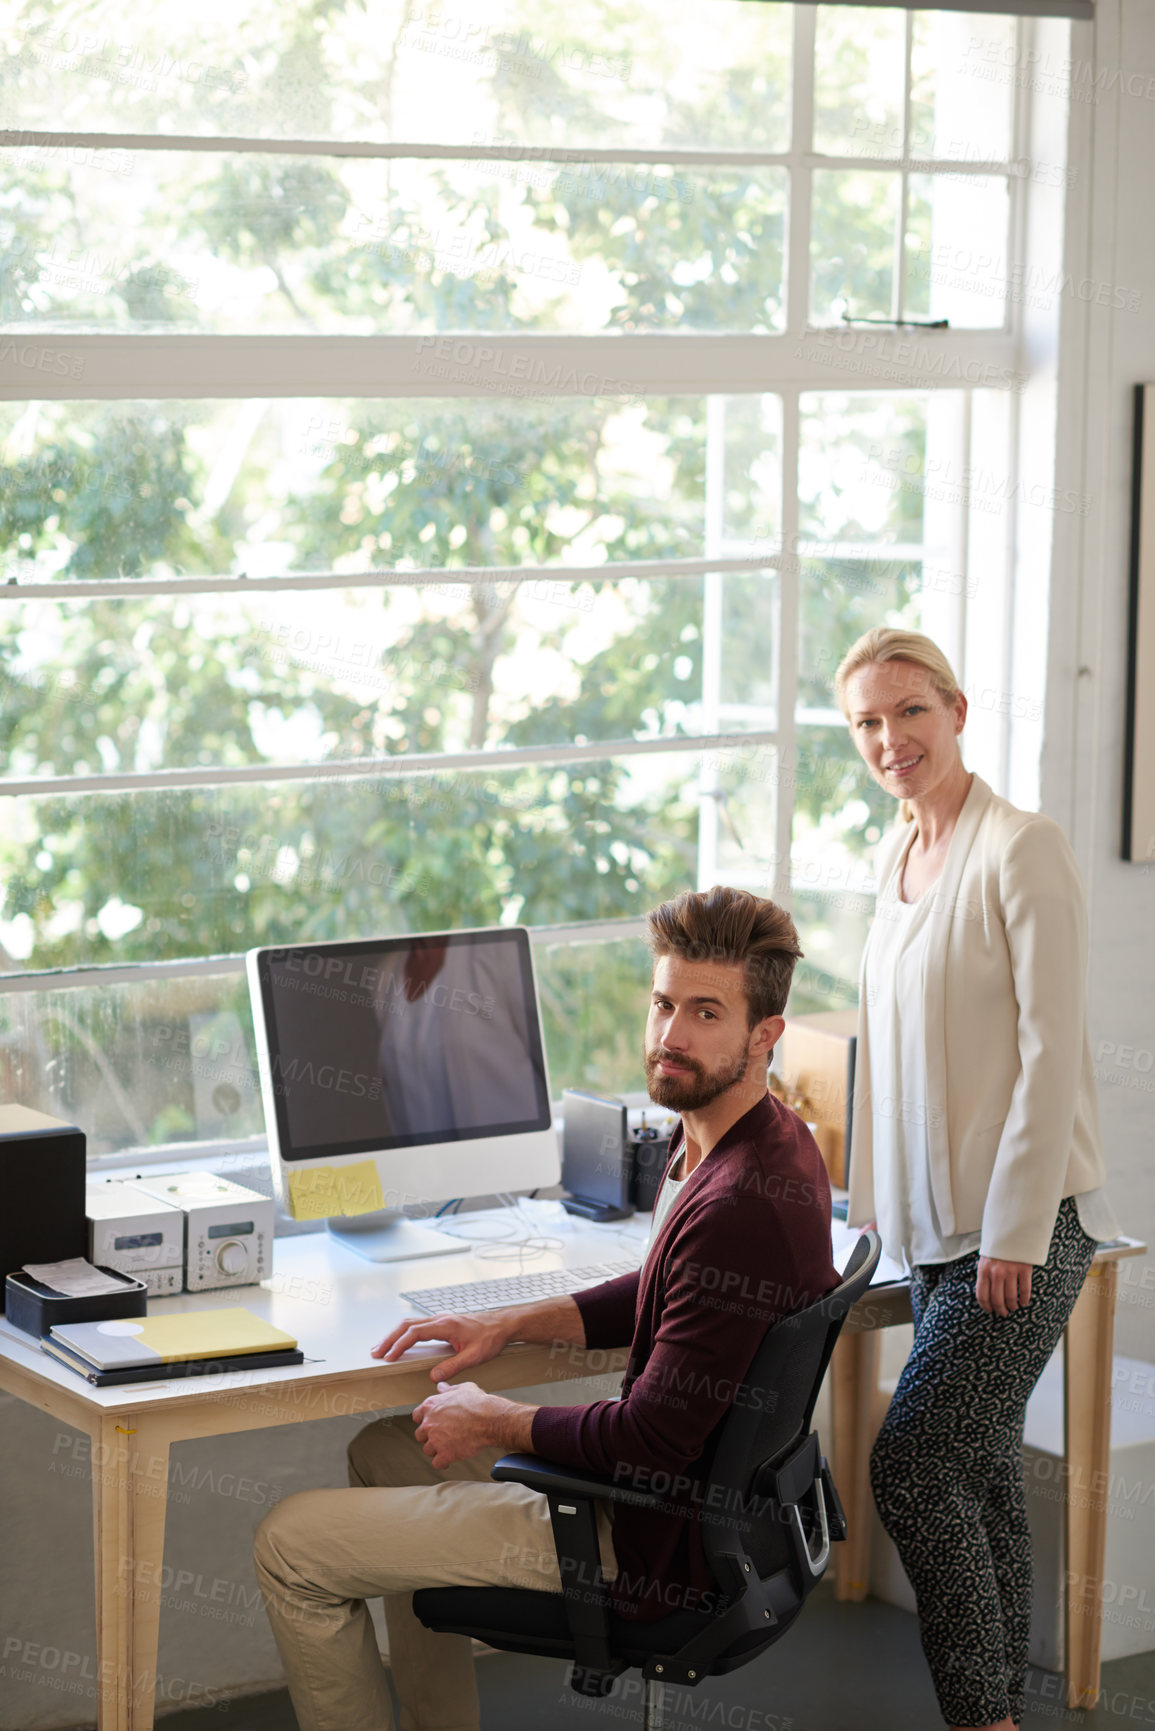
[870,1197,1096,1728]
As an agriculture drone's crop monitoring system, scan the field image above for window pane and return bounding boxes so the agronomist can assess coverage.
[799,392,927,544]
[788,726,887,1013]
[0,396,709,587]
[694,742,779,900]
[814,6,906,158]
[788,889,874,1013]
[810,171,899,325]
[0,748,721,970]
[713,744,780,881]
[17,577,764,777]
[1,153,787,335]
[0,572,757,779]
[704,393,783,737]
[910,13,1015,162]
[1,397,784,775]
[716,571,780,726]
[719,393,784,552]
[534,933,652,1098]
[0,968,262,1155]
[7,0,792,152]
[797,389,976,709]
[796,555,923,715]
[904,174,1009,329]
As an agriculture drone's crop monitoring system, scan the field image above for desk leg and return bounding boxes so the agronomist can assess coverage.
[92,1415,169,1731]
[829,1329,880,1602]
[1063,1259,1117,1710]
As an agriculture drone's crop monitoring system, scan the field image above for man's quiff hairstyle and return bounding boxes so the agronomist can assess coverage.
[645,886,804,1026]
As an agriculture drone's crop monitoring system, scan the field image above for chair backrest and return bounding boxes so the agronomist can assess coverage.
[697,1231,881,1585]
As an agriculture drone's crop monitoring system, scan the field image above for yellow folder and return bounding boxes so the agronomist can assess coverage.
[50,1308,298,1370]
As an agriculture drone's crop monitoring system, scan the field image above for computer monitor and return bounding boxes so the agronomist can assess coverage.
[247,926,558,1262]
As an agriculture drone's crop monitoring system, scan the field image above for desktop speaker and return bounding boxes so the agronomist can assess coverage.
[0,1104,87,1312]
[560,1090,633,1222]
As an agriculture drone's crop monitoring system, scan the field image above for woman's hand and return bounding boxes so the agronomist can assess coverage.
[976,1257,1033,1317]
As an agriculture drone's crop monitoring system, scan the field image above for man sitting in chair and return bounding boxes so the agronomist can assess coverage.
[255,886,839,1731]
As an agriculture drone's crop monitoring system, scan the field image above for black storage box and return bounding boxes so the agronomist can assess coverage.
[4,1267,147,1339]
[629,1133,672,1213]
[0,1104,87,1312]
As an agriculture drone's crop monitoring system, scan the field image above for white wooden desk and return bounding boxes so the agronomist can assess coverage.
[0,1218,1142,1728]
[0,1212,646,1731]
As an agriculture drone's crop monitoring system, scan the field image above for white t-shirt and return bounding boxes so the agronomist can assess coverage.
[864,835,972,1267]
[645,1145,688,1260]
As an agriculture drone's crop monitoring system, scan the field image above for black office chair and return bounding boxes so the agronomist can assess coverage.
[414,1230,881,1729]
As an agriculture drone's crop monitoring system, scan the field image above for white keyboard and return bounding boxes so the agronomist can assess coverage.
[399,1258,641,1315]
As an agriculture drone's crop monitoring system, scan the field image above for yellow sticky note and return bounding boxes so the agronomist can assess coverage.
[288,1167,340,1221]
[332,1160,385,1216]
[288,1162,384,1221]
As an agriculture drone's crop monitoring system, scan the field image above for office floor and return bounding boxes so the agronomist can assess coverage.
[101,1585,1155,1731]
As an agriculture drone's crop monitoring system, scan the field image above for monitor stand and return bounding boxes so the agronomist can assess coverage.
[327,1208,468,1264]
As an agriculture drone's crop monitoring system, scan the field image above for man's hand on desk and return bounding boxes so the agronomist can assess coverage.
[372,1311,514,1380]
[412,1381,537,1470]
[371,1296,586,1382]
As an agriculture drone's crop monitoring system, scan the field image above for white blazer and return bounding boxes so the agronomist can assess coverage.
[847,774,1108,1266]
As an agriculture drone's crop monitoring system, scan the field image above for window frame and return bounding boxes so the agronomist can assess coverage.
[0,4,1053,1161]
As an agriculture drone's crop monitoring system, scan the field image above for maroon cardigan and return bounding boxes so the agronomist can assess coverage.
[531,1093,839,1622]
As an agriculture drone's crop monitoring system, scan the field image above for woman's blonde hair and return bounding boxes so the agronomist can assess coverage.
[833,628,963,822]
[834,627,961,714]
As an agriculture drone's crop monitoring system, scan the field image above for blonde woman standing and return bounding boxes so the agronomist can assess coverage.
[837,628,1117,1731]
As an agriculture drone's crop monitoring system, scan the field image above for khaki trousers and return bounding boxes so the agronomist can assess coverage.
[254,1414,616,1731]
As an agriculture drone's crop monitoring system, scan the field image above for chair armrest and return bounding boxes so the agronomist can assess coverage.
[491,1451,666,1508]
[490,1452,633,1692]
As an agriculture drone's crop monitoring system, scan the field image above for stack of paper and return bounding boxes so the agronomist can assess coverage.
[23,1257,135,1296]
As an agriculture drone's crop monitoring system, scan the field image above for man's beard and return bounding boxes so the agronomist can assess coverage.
[643,1035,754,1112]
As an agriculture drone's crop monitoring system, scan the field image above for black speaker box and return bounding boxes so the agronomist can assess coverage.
[0,1104,87,1312]
[560,1089,634,1222]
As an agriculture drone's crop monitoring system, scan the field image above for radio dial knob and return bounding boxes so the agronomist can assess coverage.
[216,1241,247,1277]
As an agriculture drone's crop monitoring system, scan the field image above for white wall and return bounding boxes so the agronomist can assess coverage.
[1045,0,1155,1361]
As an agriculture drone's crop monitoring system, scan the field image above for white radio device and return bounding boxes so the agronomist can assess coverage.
[85,1180,185,1296]
[127,1172,274,1291]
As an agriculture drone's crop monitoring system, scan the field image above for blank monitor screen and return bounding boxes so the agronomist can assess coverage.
[252,928,552,1160]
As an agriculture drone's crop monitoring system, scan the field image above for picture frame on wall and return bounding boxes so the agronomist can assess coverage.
[1124,384,1155,863]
